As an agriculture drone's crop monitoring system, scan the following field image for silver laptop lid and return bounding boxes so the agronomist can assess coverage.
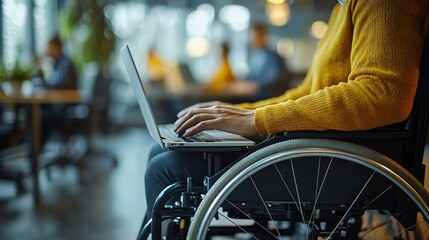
[121,44,164,148]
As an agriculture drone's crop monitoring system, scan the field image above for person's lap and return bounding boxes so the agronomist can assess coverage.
[145,149,207,214]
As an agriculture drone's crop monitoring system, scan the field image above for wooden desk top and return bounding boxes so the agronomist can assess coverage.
[148,82,258,101]
[0,89,83,104]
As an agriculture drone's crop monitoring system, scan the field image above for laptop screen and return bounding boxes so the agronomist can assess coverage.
[121,44,164,148]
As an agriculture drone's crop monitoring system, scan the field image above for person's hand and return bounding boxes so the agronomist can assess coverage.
[174,103,258,137]
[176,101,230,118]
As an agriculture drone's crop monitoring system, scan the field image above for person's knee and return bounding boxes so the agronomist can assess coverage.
[145,154,162,186]
[144,151,205,188]
[148,143,164,160]
[145,152,175,188]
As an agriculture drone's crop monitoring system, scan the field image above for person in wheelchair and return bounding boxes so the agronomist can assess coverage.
[142,0,428,238]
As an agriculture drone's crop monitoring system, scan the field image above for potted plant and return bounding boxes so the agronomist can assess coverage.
[59,0,116,70]
[0,60,33,93]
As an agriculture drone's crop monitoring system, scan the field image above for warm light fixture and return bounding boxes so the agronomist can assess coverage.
[186,37,210,58]
[311,20,328,39]
[267,0,286,4]
[266,2,290,27]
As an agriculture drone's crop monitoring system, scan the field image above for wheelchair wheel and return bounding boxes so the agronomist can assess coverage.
[187,139,429,239]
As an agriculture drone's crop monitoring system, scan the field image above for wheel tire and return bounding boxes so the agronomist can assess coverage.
[187,139,429,239]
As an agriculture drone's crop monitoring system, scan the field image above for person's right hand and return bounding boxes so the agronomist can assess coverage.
[174,103,258,137]
[176,101,231,118]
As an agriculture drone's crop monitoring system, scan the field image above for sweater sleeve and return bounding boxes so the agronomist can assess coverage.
[236,66,313,109]
[254,0,426,135]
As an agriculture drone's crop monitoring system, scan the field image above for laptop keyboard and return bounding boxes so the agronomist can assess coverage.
[166,128,220,142]
[181,132,219,142]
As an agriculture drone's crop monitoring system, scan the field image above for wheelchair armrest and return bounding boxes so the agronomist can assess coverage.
[205,127,413,190]
[280,128,414,167]
[282,128,410,140]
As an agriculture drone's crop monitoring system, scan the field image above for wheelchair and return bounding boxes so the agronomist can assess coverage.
[138,35,429,240]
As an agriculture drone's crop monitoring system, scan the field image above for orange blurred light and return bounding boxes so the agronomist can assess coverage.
[266,2,290,27]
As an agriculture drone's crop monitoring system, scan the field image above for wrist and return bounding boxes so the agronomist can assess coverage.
[253,108,267,136]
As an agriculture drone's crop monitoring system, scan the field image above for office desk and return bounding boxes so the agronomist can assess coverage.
[0,89,83,206]
[148,83,258,105]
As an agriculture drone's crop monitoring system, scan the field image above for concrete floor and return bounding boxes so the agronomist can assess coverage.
[0,128,428,240]
[0,128,149,240]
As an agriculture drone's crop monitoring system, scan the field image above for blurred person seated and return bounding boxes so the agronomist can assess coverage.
[202,43,235,93]
[32,35,78,145]
[200,43,258,98]
[147,48,185,93]
[244,22,291,100]
[147,48,166,85]
[33,35,77,90]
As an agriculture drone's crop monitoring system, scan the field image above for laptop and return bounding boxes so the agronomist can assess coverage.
[121,44,255,149]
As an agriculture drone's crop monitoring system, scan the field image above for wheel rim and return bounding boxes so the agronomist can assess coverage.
[188,139,429,239]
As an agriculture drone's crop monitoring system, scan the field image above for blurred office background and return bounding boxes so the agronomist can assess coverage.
[0,0,336,124]
[0,0,426,240]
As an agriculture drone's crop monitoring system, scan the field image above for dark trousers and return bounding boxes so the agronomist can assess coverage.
[144,144,245,221]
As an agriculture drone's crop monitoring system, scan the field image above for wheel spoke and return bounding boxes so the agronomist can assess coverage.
[315,157,322,203]
[290,159,304,223]
[389,219,428,240]
[217,211,261,240]
[308,157,333,227]
[305,157,322,240]
[250,176,283,239]
[274,163,306,223]
[225,199,279,239]
[361,185,393,210]
[357,216,393,239]
[328,171,376,239]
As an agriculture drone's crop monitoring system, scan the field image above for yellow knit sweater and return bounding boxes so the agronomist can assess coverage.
[237,0,428,135]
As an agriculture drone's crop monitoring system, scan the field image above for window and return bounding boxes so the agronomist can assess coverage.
[34,0,57,55]
[2,0,31,67]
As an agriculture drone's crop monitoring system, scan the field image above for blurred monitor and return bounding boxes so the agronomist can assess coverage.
[178,63,197,84]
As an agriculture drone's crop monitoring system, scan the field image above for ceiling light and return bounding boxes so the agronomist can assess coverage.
[311,21,328,39]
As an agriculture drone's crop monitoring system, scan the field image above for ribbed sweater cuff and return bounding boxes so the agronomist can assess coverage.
[254,107,269,135]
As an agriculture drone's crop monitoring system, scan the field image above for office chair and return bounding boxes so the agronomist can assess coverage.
[0,104,28,195]
[42,65,117,183]
[63,68,117,171]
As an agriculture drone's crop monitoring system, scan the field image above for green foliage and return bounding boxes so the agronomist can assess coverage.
[59,0,115,70]
[0,61,32,82]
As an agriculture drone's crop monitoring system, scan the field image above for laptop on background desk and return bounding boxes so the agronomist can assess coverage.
[121,44,255,150]
[179,63,197,84]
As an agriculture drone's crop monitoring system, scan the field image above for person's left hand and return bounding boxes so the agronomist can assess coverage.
[174,104,258,137]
